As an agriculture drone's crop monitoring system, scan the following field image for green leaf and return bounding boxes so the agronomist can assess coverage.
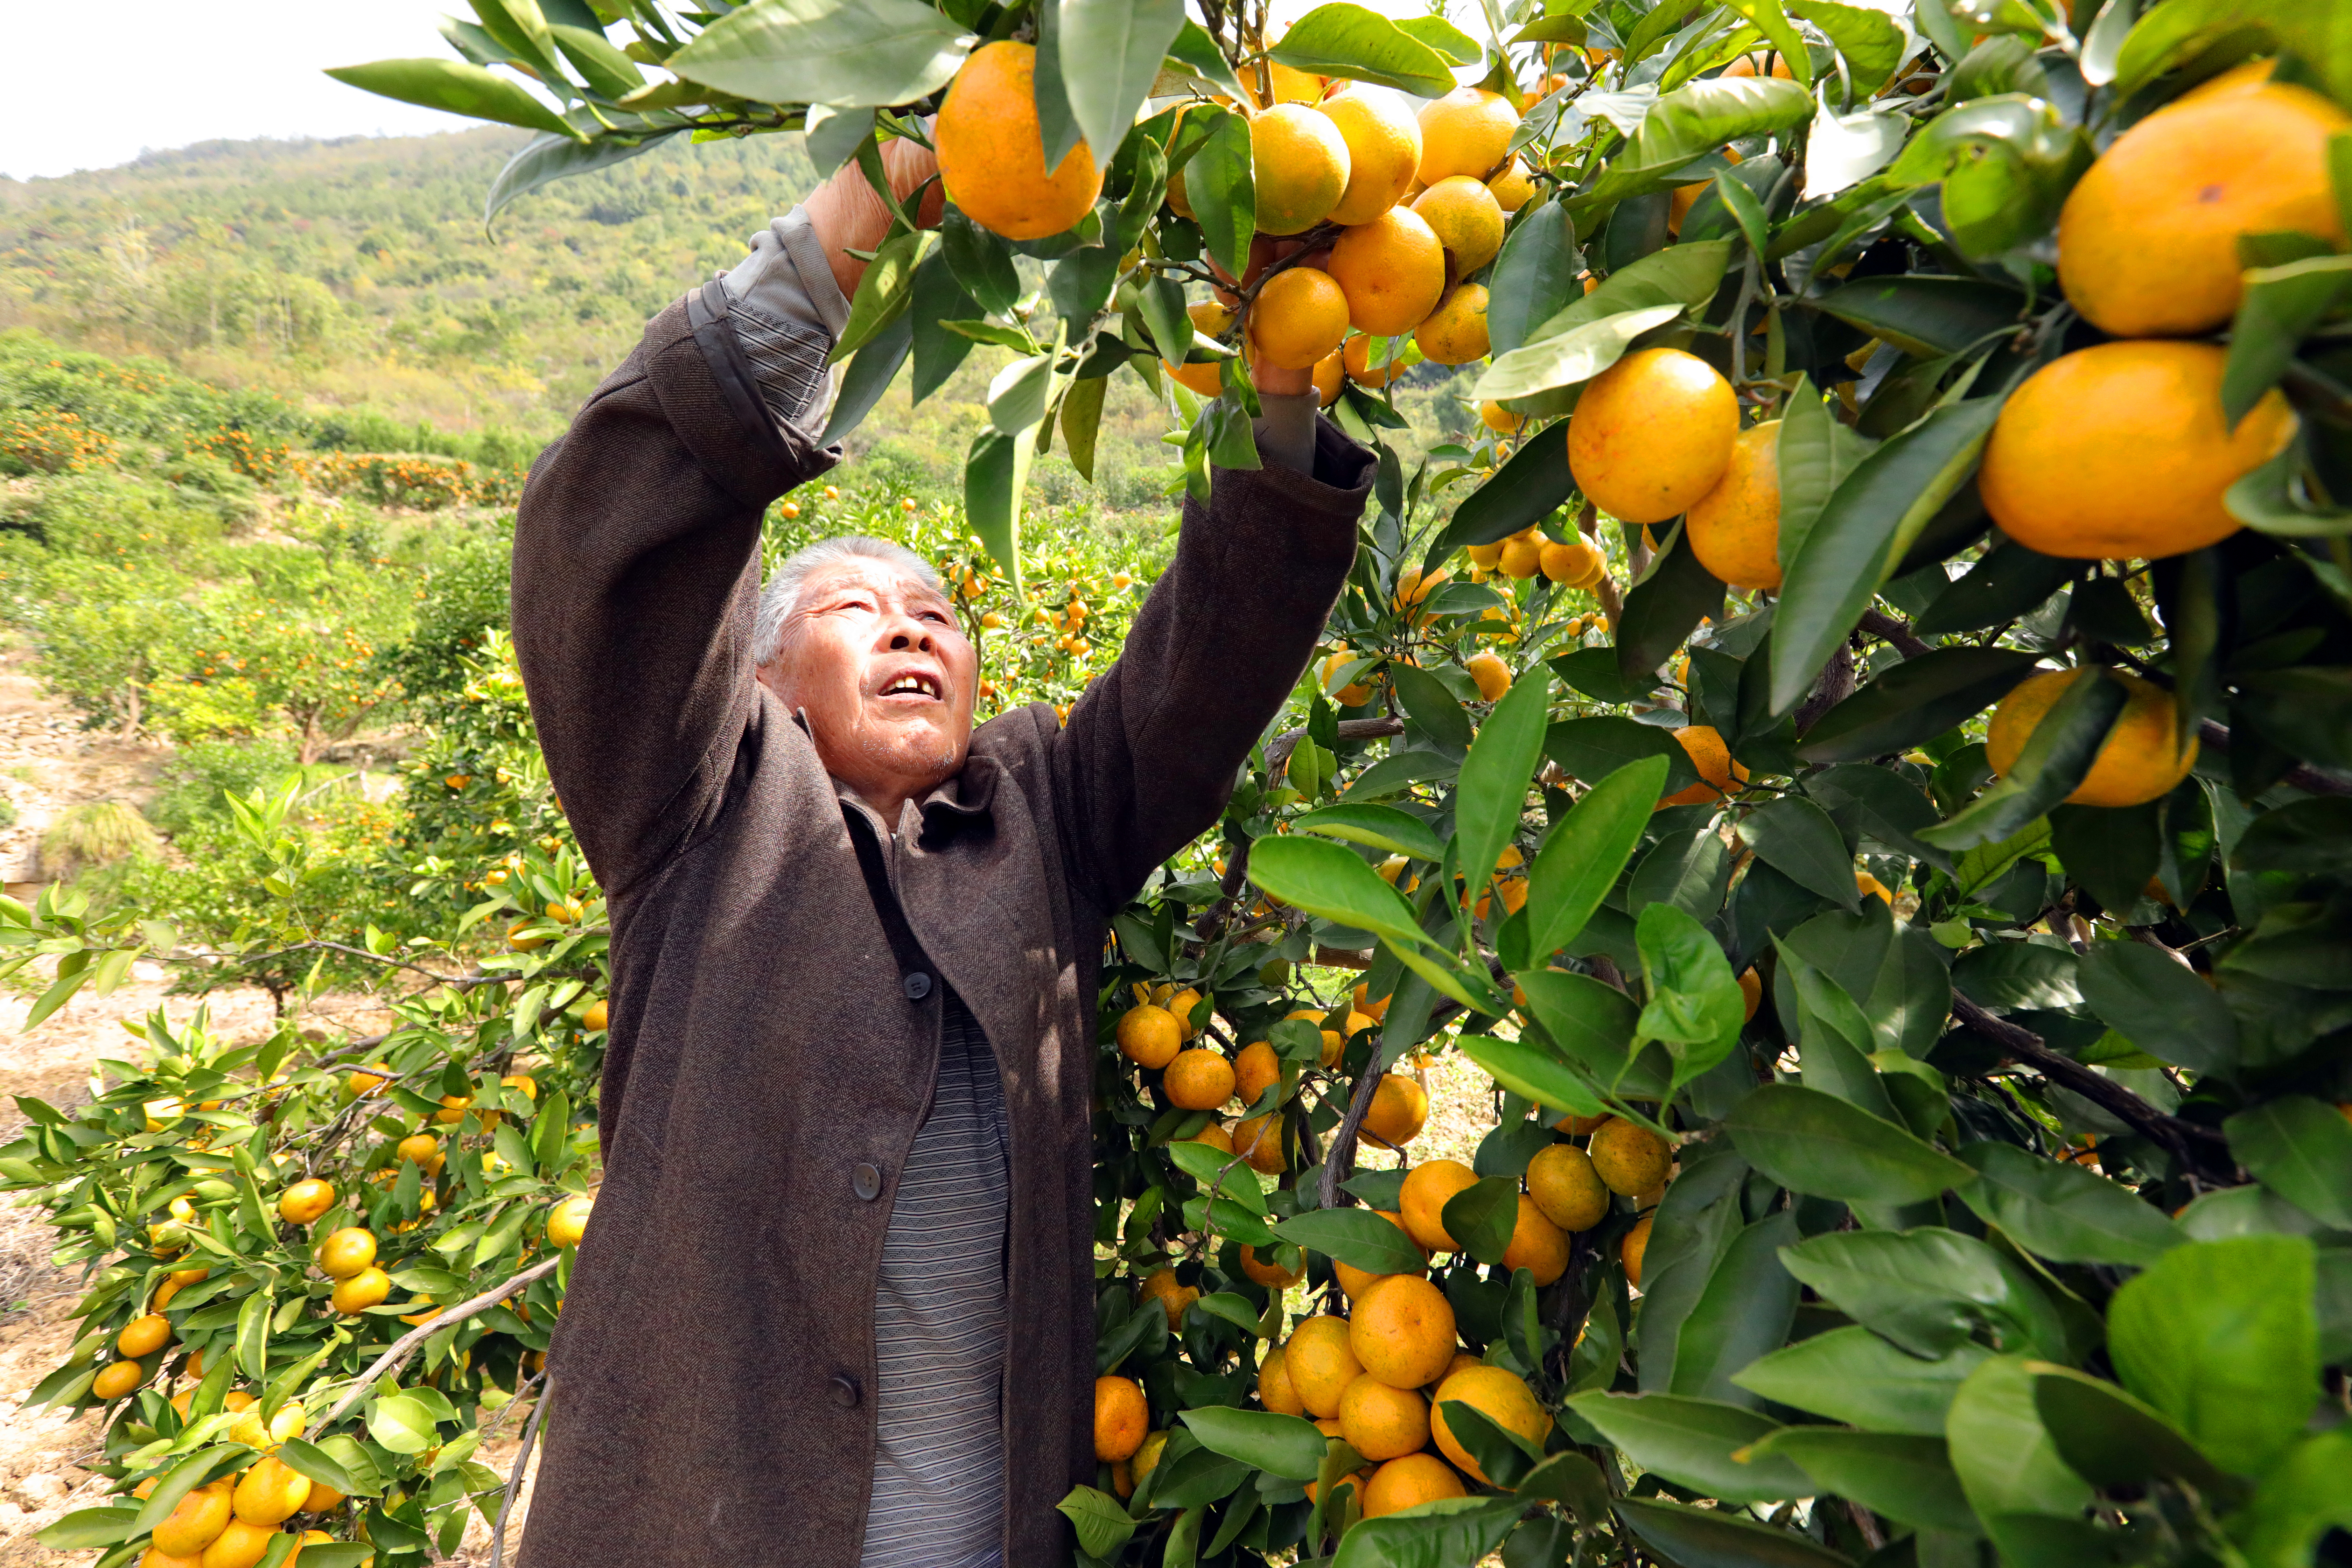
[236,1287,273,1385]
[1770,396,2007,713]
[1614,1497,1856,1568]
[324,58,576,138]
[2226,1097,2352,1231]
[1720,0,1812,85]
[1912,539,2080,637]
[824,309,914,443]
[2028,1363,2230,1493]
[1331,1496,1525,1568]
[1919,669,2128,854]
[1671,1211,1802,1409]
[1441,1176,1521,1266]
[1945,1354,2093,1520]
[1059,0,1185,171]
[1429,423,1576,559]
[1273,1207,1428,1275]
[1886,94,2087,261]
[1247,835,1425,949]
[1180,1406,1329,1480]
[833,228,930,361]
[1797,648,2040,763]
[368,1390,444,1454]
[1485,202,1582,360]
[1457,1031,1608,1120]
[2240,1425,2352,1568]
[1786,0,1906,91]
[1732,1327,1990,1436]
[1059,1485,1137,1558]
[1739,796,1859,908]
[1293,805,1447,862]
[1512,967,1642,1082]
[1474,304,1686,403]
[941,206,1021,316]
[1396,13,1482,62]
[1773,375,1874,576]
[35,1507,140,1549]
[1187,105,1255,280]
[1722,1083,1975,1203]
[1268,2,1457,97]
[1565,1393,1809,1502]
[1747,1429,1976,1533]
[1059,373,1107,480]
[2106,1235,2320,1475]
[2221,255,2351,427]
[1452,669,1553,916]
[1956,1142,2182,1267]
[1573,79,1814,210]
[1435,1399,1542,1486]
[1635,903,1746,1089]
[964,426,1034,594]
[485,128,681,222]
[2112,0,2352,115]
[273,1436,365,1499]
[1782,1227,2067,1361]
[1521,238,1734,348]
[2075,940,2234,1076]
[1615,525,1726,686]
[1525,755,1667,962]
[1390,664,1474,755]
[1165,1140,1268,1211]
[987,351,1056,435]
[665,0,973,107]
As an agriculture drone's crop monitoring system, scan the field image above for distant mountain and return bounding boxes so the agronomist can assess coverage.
[0,126,816,435]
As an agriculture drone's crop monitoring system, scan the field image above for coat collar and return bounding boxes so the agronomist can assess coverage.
[791,707,997,846]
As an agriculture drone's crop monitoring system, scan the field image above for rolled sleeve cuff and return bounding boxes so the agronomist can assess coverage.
[719,207,850,436]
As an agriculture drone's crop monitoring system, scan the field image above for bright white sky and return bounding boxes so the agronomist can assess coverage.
[0,0,1465,184]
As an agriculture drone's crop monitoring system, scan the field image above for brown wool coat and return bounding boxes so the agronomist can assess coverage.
[508,286,1374,1568]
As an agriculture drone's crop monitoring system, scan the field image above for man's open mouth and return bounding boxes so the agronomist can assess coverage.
[880,672,942,700]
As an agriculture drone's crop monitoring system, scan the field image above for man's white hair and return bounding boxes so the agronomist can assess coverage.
[754,535,944,670]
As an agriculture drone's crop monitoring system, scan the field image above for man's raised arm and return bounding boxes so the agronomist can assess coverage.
[511,148,937,897]
[1049,396,1378,910]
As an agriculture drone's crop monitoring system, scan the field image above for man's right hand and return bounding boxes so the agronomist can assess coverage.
[804,130,946,304]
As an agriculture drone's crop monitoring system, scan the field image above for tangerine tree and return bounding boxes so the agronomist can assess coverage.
[17,0,2352,1564]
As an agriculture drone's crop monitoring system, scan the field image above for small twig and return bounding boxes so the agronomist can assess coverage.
[488,1377,550,1568]
[477,1366,546,1440]
[1858,608,1933,660]
[2195,718,2352,799]
[1846,1502,1886,1552]
[1951,995,2231,1175]
[314,1255,563,1433]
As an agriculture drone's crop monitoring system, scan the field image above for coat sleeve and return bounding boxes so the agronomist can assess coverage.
[1047,419,1376,914]
[511,285,839,899]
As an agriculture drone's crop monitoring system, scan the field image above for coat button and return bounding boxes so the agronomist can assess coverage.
[853,1162,882,1200]
[831,1374,860,1408]
[903,971,932,1000]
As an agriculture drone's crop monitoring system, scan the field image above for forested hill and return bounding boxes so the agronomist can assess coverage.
[0,127,818,435]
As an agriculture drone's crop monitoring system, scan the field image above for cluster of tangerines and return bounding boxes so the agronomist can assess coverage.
[1092,1031,1687,1523]
[0,407,120,474]
[934,39,1536,398]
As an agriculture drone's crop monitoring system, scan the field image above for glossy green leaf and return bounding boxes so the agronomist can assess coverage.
[1614,1497,1856,1568]
[1797,648,2040,763]
[2224,256,2352,427]
[1475,304,1686,402]
[1919,669,2126,854]
[2075,939,2234,1075]
[1956,1141,2182,1267]
[963,425,1033,593]
[825,309,914,444]
[484,128,681,222]
[1748,1429,1977,1533]
[666,0,972,107]
[1544,716,1700,795]
[2226,1097,2352,1231]
[1574,78,1813,209]
[1246,834,1425,948]
[2239,1425,2352,1568]
[2107,1235,2320,1475]
[1671,1211,1801,1408]
[940,206,1021,316]
[1886,94,2087,260]
[1945,1354,2092,1520]
[1331,1495,1525,1568]
[1771,396,2006,713]
[1452,670,1554,922]
[1059,373,1107,481]
[1723,1083,1975,1203]
[326,58,576,137]
[1522,239,1734,346]
[1273,1207,1430,1275]
[1390,663,1474,755]
[1636,903,1747,1089]
[1740,795,1860,908]
[1913,539,2080,636]
[1774,376,1872,580]
[1458,1031,1608,1120]
[1616,525,1726,685]
[834,228,930,360]
[34,1508,140,1549]
[1058,1485,1138,1558]
[1430,423,1576,558]
[1058,0,1184,171]
[1188,106,1254,279]
[1732,1326,1990,1435]
[1525,755,1668,962]
[1564,1393,1809,1502]
[1269,3,1457,97]
[1485,201,1582,360]
[1442,1177,1521,1266]
[1180,1406,1329,1480]
[2028,1363,2228,1493]
[1786,0,1906,92]
[1781,1227,2067,1362]
[1720,0,1812,85]
[1293,805,1447,862]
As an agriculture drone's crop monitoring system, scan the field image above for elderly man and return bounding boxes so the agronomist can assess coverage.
[509,138,1374,1568]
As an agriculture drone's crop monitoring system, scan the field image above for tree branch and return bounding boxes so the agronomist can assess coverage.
[1951,995,2232,1175]
[1859,608,1933,659]
[488,1376,550,1568]
[314,1255,563,1433]
[1264,716,1405,775]
[2195,718,2352,798]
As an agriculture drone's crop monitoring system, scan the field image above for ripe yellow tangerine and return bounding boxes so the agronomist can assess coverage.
[1977,340,2294,562]
[1412,176,1506,275]
[1318,88,1422,225]
[1251,104,1351,234]
[1985,668,2198,809]
[1568,348,1739,524]
[1418,87,1519,183]
[1685,421,1783,590]
[934,42,1101,241]
[1329,209,1447,336]
[1415,284,1490,366]
[1251,266,1351,370]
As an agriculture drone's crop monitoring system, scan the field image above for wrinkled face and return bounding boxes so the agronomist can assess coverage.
[757,559,978,813]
